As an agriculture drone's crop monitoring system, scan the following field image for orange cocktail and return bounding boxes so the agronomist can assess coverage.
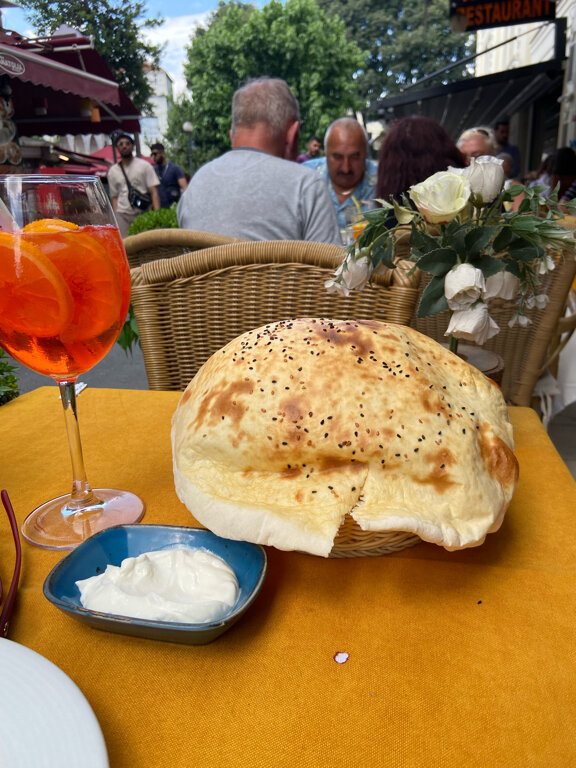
[0,220,130,378]
[0,174,143,551]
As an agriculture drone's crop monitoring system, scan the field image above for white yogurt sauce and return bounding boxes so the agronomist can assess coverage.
[76,548,239,624]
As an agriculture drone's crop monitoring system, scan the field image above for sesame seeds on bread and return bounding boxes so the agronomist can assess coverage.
[172,318,518,556]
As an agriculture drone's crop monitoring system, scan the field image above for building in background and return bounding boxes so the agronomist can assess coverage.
[0,24,140,173]
[139,64,173,153]
[475,1,576,161]
[373,3,574,176]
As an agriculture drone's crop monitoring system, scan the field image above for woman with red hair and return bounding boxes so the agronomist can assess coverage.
[376,115,466,205]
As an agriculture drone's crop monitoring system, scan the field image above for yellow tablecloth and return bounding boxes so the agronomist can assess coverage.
[1,387,576,768]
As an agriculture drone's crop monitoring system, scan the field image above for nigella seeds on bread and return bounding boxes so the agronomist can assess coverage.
[172,319,518,557]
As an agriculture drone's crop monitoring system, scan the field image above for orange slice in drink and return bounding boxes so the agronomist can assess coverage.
[0,232,73,337]
[22,218,79,234]
[23,226,122,340]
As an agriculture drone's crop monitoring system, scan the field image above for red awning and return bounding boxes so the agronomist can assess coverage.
[0,32,141,137]
[0,42,120,104]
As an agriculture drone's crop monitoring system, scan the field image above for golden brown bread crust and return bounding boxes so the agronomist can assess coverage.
[172,318,519,556]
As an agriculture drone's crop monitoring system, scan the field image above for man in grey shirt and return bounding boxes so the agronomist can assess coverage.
[177,77,340,244]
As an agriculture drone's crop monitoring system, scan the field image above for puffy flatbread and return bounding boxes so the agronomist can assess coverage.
[172,318,518,556]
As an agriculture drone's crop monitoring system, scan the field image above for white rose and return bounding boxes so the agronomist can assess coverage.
[445,302,500,345]
[444,263,486,310]
[409,171,471,224]
[484,271,519,300]
[325,255,372,297]
[449,156,505,204]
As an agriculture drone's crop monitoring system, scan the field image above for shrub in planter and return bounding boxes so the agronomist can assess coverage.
[0,349,19,405]
[127,205,178,236]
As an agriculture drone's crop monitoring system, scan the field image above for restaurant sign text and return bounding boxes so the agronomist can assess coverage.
[450,0,555,31]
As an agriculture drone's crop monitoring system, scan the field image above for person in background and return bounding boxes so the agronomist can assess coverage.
[297,135,322,163]
[456,127,497,164]
[496,152,519,189]
[304,117,377,231]
[108,133,160,237]
[547,146,576,199]
[177,77,340,243]
[150,142,187,208]
[513,147,576,211]
[376,115,466,205]
[494,119,521,179]
[529,154,554,192]
[560,178,576,211]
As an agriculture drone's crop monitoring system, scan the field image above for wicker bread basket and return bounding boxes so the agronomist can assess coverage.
[329,514,421,558]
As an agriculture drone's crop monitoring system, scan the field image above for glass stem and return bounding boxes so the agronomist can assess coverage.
[59,380,100,514]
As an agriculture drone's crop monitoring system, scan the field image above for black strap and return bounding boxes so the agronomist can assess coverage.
[118,161,134,194]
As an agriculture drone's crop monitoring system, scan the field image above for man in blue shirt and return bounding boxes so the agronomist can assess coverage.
[304,117,377,234]
[150,143,188,208]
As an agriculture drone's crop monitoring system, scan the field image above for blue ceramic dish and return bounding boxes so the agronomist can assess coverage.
[43,525,267,645]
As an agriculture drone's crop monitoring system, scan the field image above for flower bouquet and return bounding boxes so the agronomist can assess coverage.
[326,157,576,353]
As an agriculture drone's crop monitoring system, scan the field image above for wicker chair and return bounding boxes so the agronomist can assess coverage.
[412,235,576,407]
[123,228,243,270]
[130,239,421,391]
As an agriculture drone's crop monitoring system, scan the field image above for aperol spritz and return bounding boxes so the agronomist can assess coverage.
[0,175,144,549]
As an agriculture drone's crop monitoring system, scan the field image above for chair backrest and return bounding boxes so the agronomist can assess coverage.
[123,228,242,269]
[412,227,576,406]
[130,239,421,391]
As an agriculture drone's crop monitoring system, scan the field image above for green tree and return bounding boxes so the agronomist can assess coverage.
[19,0,163,112]
[164,95,195,174]
[173,0,364,168]
[316,0,475,108]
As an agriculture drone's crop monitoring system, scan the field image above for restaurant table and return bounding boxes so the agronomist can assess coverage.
[1,386,576,768]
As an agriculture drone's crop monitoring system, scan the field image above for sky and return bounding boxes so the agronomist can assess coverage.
[1,0,227,96]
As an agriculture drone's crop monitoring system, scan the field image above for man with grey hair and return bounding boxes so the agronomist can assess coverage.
[304,117,377,232]
[177,77,340,243]
[456,127,497,165]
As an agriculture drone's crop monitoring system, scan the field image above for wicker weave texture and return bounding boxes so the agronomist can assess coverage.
[329,515,421,557]
[131,240,421,392]
[123,228,242,270]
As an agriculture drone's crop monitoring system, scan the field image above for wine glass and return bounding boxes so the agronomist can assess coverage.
[0,175,144,549]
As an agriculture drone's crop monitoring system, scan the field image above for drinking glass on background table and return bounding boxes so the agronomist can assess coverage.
[340,202,371,246]
[0,175,144,549]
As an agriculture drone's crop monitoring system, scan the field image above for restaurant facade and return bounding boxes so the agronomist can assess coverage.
[0,25,141,175]
[373,4,575,174]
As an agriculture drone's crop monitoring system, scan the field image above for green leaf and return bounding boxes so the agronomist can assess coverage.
[502,259,522,278]
[493,226,513,252]
[362,208,390,225]
[473,253,505,276]
[509,217,539,234]
[446,225,468,258]
[392,200,416,225]
[116,306,141,355]
[417,276,449,318]
[464,225,499,259]
[507,239,541,262]
[371,237,396,269]
[410,227,439,253]
[415,248,457,276]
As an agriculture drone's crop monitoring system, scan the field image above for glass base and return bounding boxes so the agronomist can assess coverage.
[21,489,145,550]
